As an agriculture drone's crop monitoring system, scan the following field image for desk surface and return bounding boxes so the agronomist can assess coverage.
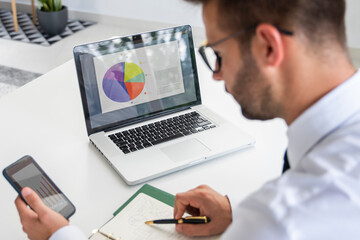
[0,53,287,238]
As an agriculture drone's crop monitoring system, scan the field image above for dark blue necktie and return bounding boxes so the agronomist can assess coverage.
[282,151,290,173]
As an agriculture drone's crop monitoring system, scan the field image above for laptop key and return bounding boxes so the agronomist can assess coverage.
[143,142,152,148]
[182,130,192,135]
[115,133,123,138]
[116,141,127,147]
[197,121,212,127]
[109,135,117,140]
[122,149,131,154]
[119,145,129,150]
[151,133,184,145]
[129,147,137,152]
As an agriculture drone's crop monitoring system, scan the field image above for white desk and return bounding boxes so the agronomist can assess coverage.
[0,54,287,239]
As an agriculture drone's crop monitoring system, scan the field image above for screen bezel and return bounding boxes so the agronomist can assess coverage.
[2,155,76,219]
[73,25,202,136]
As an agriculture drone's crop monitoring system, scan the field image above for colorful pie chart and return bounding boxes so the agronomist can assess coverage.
[103,62,145,102]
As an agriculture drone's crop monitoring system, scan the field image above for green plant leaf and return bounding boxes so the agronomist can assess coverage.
[37,0,45,10]
[49,0,54,11]
[38,0,62,12]
[54,0,62,11]
[43,2,50,11]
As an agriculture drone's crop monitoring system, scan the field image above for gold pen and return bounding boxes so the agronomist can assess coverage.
[145,216,211,225]
[92,229,121,240]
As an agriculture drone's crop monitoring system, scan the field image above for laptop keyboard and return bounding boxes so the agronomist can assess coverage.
[108,111,216,154]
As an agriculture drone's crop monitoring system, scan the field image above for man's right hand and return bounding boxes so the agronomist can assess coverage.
[173,185,232,237]
[15,187,69,240]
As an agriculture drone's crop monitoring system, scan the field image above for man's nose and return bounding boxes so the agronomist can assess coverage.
[212,70,223,81]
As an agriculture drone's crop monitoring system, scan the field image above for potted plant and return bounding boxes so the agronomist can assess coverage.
[36,0,68,36]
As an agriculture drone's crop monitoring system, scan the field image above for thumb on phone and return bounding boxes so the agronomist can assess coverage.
[16,187,69,239]
[21,187,48,215]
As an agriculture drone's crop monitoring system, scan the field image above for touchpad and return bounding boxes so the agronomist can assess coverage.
[161,139,211,163]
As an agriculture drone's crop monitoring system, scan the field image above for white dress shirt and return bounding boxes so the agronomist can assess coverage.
[50,225,87,240]
[223,70,360,240]
[50,71,360,239]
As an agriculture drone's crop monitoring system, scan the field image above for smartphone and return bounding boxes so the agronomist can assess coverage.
[3,155,76,219]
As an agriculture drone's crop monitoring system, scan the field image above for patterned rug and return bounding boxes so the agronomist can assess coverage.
[0,9,95,46]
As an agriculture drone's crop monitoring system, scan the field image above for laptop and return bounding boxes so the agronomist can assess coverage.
[73,25,255,185]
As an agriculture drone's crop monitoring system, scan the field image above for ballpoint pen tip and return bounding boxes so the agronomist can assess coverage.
[145,221,153,225]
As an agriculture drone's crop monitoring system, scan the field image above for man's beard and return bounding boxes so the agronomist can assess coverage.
[231,52,281,121]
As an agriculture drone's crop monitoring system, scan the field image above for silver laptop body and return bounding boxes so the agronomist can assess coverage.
[73,25,255,185]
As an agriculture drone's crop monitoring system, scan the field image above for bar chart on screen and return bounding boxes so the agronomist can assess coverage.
[12,163,67,212]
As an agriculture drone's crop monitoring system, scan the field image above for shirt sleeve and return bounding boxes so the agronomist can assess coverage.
[49,225,88,240]
[225,194,241,219]
[221,200,287,240]
[221,178,289,240]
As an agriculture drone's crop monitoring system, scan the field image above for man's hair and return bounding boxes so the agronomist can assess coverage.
[186,0,347,49]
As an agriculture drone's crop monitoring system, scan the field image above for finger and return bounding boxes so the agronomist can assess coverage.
[185,205,200,216]
[174,192,197,219]
[15,196,37,221]
[15,196,38,226]
[174,189,204,219]
[174,193,187,219]
[15,195,27,213]
[21,187,48,215]
[176,223,211,237]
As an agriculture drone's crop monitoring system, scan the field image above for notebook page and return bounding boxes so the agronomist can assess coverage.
[89,193,220,240]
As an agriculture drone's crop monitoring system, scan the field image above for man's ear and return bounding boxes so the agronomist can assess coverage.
[253,23,286,67]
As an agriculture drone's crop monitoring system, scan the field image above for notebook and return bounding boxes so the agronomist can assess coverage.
[89,184,220,240]
[73,25,255,185]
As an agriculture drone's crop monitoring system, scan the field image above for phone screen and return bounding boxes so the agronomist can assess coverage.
[3,156,75,219]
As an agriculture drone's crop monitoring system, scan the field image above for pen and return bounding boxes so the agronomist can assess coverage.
[145,216,211,225]
[91,229,120,240]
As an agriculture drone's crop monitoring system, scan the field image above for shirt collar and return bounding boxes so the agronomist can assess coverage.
[287,70,360,167]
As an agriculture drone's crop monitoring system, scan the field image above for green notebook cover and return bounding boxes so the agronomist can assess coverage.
[113,184,175,216]
[89,184,175,239]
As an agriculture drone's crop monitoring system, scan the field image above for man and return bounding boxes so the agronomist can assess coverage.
[15,0,360,239]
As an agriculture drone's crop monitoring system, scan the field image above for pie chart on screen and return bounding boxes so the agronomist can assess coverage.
[102,62,145,102]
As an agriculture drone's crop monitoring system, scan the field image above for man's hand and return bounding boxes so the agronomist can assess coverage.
[173,185,232,237]
[15,187,69,240]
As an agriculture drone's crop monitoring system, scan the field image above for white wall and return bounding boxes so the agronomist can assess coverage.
[2,0,359,47]
[345,0,360,48]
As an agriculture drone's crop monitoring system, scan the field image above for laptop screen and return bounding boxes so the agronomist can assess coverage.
[73,25,201,135]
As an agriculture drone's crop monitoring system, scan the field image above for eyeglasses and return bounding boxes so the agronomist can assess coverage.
[198,24,294,73]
